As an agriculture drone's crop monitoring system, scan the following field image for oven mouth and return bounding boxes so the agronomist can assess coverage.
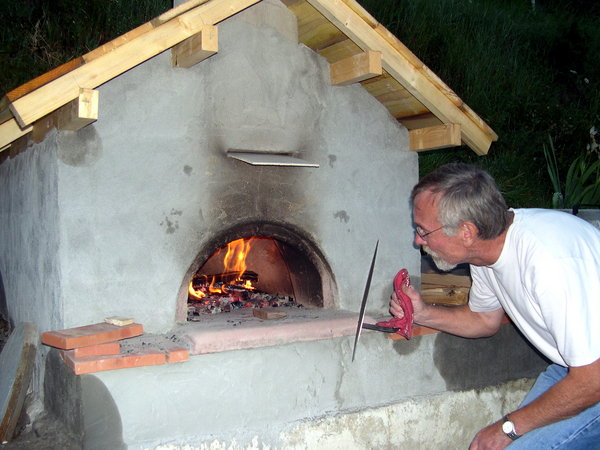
[167,221,361,356]
[176,221,337,323]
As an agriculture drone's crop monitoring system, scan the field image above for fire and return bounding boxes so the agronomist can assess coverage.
[223,237,254,283]
[188,237,257,298]
[208,276,222,293]
[188,282,205,299]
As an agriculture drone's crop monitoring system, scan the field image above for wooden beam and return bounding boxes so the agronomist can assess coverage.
[330,50,381,86]
[0,119,32,153]
[9,0,261,128]
[57,89,99,131]
[304,0,497,155]
[409,123,461,152]
[398,112,441,131]
[5,58,85,103]
[172,25,218,68]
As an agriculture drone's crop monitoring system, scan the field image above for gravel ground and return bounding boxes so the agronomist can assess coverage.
[0,413,82,449]
[0,316,82,449]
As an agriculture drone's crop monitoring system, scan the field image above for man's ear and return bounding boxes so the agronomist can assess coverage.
[460,221,479,245]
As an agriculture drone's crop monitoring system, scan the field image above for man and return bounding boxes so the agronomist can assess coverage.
[390,163,600,449]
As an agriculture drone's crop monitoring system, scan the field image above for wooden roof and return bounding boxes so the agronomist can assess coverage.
[0,0,497,155]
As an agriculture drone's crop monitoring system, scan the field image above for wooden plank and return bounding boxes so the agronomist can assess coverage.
[82,23,155,64]
[304,0,497,155]
[155,0,211,25]
[0,119,32,152]
[0,323,37,443]
[60,1,212,65]
[284,0,346,50]
[5,58,84,103]
[409,123,461,152]
[56,88,99,131]
[330,50,381,86]
[317,38,362,63]
[172,25,219,68]
[398,113,442,131]
[9,0,261,128]
[422,272,471,288]
[387,324,440,341]
[421,287,469,306]
[361,73,429,118]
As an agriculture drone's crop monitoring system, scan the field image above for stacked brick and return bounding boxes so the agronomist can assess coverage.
[41,320,189,374]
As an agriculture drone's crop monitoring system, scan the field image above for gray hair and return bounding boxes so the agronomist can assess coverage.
[411,163,509,240]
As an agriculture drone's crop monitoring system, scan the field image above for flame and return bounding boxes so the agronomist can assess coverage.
[223,237,255,289]
[189,237,257,300]
[188,282,205,300]
[223,238,252,277]
[208,276,223,293]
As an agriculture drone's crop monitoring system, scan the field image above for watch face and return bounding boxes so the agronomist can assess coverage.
[502,420,515,434]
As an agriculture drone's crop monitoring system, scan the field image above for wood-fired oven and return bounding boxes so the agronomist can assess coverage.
[0,1,546,448]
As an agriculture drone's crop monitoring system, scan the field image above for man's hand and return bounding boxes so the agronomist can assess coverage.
[390,284,426,323]
[469,421,512,450]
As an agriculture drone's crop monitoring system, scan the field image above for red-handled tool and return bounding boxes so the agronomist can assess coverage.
[374,269,414,339]
[353,263,415,362]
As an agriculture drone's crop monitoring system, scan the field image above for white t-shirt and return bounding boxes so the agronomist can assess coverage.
[469,209,600,367]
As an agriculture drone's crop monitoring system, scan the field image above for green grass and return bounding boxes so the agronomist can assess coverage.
[0,0,171,96]
[361,0,600,207]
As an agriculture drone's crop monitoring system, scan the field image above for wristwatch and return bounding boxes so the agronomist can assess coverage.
[502,414,521,440]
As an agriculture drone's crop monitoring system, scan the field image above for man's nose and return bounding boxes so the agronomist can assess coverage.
[414,232,426,246]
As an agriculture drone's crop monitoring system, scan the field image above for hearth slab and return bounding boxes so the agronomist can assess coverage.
[177,309,372,355]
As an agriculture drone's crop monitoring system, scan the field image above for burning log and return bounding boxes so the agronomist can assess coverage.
[191,271,258,288]
[186,237,302,320]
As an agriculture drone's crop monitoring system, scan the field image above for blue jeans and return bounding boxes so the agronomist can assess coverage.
[508,364,600,449]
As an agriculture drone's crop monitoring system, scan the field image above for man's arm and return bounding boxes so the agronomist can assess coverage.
[390,284,504,338]
[470,357,600,449]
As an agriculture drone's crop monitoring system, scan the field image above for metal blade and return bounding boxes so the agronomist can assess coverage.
[351,240,379,362]
[362,322,399,333]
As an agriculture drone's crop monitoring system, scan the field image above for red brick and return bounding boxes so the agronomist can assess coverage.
[64,342,121,358]
[61,349,166,375]
[166,346,189,363]
[41,322,144,349]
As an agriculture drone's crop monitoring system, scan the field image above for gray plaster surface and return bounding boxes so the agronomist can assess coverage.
[11,0,416,334]
[78,322,545,448]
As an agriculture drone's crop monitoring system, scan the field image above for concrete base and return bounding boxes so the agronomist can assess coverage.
[273,379,533,450]
[84,377,535,450]
[39,323,547,449]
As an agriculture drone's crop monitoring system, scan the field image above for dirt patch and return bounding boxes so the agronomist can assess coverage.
[0,412,82,449]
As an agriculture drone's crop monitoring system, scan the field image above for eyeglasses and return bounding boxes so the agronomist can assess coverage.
[415,225,445,241]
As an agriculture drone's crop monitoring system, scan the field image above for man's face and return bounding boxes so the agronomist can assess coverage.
[412,190,466,271]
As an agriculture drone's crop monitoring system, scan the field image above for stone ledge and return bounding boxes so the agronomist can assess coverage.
[177,308,451,355]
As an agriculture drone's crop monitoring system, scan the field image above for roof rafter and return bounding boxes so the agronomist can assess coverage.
[301,0,497,154]
[0,0,497,155]
[8,0,261,128]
